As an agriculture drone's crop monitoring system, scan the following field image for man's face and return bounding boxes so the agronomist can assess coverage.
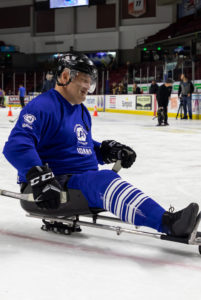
[180,74,185,81]
[67,72,92,104]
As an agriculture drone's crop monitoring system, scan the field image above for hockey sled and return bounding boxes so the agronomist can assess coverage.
[0,161,201,255]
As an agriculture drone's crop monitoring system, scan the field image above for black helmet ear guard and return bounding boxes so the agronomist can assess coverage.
[56,51,97,93]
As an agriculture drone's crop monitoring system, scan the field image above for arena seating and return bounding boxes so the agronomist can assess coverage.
[146,15,201,44]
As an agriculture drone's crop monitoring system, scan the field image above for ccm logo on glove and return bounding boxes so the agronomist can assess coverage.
[30,172,54,186]
[26,165,61,209]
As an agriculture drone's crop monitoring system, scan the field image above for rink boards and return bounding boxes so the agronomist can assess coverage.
[85,94,201,120]
[4,93,201,119]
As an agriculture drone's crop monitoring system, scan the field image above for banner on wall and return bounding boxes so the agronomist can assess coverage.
[178,0,201,18]
[168,95,179,113]
[6,96,31,105]
[128,81,201,94]
[85,95,104,110]
[128,0,147,17]
[192,94,201,114]
[106,95,135,110]
[109,95,116,109]
[122,0,155,19]
[136,95,152,110]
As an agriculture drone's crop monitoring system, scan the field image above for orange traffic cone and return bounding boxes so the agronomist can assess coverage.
[93,105,98,117]
[8,106,13,117]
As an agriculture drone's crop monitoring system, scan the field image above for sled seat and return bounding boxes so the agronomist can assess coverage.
[20,183,105,217]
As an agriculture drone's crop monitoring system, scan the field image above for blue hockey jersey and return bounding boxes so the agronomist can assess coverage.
[3,89,103,183]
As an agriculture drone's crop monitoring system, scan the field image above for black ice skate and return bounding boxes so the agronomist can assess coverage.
[162,203,199,237]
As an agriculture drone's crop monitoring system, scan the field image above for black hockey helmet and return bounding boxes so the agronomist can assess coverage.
[56,51,97,93]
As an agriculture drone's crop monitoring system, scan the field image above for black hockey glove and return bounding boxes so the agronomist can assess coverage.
[26,165,61,209]
[100,140,136,168]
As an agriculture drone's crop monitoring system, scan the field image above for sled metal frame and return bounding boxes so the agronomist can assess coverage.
[1,159,201,254]
[1,189,201,253]
[1,190,201,253]
[26,211,201,254]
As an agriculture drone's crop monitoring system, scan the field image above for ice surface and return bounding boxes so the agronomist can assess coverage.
[0,107,201,300]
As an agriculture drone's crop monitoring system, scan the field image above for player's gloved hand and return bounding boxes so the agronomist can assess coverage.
[100,140,136,168]
[26,165,61,209]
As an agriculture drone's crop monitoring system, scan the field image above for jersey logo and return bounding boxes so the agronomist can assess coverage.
[74,124,87,145]
[23,114,36,125]
[74,124,92,156]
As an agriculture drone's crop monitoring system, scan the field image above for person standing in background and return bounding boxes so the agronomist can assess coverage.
[18,84,26,108]
[132,82,141,94]
[117,82,127,94]
[156,78,173,126]
[0,88,5,107]
[41,71,56,93]
[110,82,118,95]
[149,80,159,94]
[178,74,194,119]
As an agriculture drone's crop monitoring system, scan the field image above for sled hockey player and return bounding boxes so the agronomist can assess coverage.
[156,79,173,126]
[3,51,199,238]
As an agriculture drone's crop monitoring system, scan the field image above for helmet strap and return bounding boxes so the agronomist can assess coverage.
[56,78,72,87]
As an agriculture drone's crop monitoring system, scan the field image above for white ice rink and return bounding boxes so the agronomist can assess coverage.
[0,107,201,300]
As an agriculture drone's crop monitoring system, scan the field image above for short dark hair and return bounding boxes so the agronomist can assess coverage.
[165,78,173,84]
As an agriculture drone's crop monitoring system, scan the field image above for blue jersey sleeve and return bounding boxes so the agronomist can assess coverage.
[3,101,44,182]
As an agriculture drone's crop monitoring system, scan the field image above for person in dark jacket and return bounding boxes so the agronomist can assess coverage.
[41,71,56,93]
[178,74,194,119]
[0,88,5,107]
[132,82,141,94]
[156,78,173,126]
[149,80,159,94]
